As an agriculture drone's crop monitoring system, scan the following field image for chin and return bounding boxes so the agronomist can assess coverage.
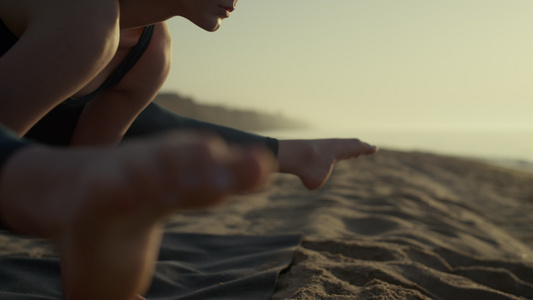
[192,19,222,32]
[205,24,221,32]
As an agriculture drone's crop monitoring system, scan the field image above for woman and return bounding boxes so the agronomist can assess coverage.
[0,0,377,299]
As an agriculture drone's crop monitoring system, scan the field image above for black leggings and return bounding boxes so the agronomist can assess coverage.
[24,101,279,156]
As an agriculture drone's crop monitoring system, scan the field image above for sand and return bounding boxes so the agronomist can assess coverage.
[166,149,533,299]
[2,149,533,299]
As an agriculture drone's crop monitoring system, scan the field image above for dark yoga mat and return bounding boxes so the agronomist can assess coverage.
[0,233,301,300]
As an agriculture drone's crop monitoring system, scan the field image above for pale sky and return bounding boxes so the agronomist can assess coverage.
[161,0,532,131]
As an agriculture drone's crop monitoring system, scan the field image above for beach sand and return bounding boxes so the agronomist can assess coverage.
[166,149,533,299]
[1,149,533,299]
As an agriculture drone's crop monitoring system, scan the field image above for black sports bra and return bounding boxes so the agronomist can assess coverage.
[0,18,155,102]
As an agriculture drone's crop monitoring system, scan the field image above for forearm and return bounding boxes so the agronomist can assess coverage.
[70,91,152,147]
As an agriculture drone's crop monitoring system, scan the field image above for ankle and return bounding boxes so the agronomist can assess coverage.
[278,140,317,174]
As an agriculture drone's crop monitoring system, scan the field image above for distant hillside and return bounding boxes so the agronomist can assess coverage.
[154,93,307,132]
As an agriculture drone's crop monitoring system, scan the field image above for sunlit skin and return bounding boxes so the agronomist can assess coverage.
[0,0,377,299]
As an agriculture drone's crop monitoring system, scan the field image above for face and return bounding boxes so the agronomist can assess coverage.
[177,0,239,32]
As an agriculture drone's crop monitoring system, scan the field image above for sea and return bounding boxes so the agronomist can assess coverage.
[256,127,533,172]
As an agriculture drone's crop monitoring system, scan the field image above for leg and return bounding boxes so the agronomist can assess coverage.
[25,102,279,153]
[126,102,279,155]
[128,103,378,190]
[26,102,378,190]
[0,130,275,300]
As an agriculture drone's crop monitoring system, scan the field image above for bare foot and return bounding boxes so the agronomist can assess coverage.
[0,131,275,300]
[277,139,377,190]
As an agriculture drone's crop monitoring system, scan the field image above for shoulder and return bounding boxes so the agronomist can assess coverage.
[111,22,172,99]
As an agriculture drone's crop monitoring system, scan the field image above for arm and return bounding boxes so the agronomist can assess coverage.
[24,20,279,155]
[69,22,172,146]
[64,18,278,152]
